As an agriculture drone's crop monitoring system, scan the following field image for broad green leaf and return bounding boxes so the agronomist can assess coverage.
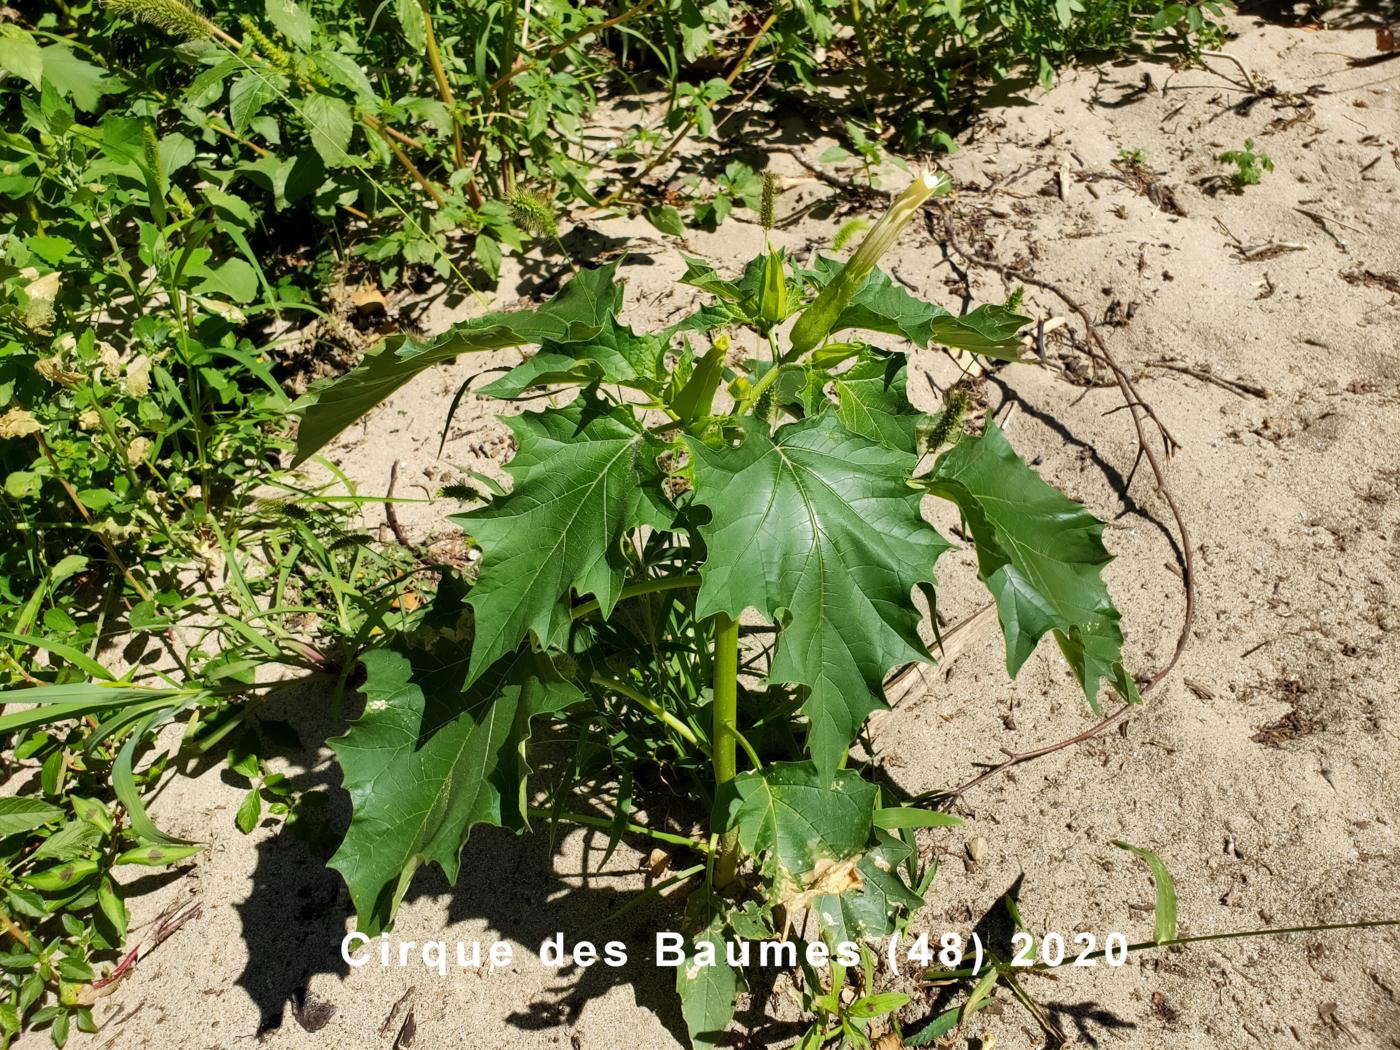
[229,73,278,133]
[644,204,686,236]
[872,807,962,830]
[329,645,580,934]
[312,50,376,104]
[302,93,354,167]
[265,0,316,49]
[687,415,949,775]
[30,821,101,863]
[811,829,924,944]
[451,400,664,683]
[1113,841,1177,944]
[480,317,664,398]
[678,254,744,302]
[235,789,262,833]
[676,922,741,1049]
[20,859,98,892]
[0,798,62,837]
[717,762,878,903]
[806,258,1027,359]
[193,258,258,303]
[38,45,113,111]
[0,27,43,87]
[476,351,597,399]
[831,353,925,452]
[113,843,203,866]
[850,992,911,1019]
[926,422,1139,709]
[291,261,622,462]
[392,0,426,50]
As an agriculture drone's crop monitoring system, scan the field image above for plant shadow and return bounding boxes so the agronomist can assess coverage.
[908,874,1137,1048]
[227,675,702,1046]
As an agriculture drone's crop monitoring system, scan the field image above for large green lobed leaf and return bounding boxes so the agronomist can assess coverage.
[716,763,878,902]
[290,261,623,463]
[450,399,668,685]
[806,258,1029,358]
[830,353,926,452]
[687,414,950,776]
[927,421,1139,708]
[810,829,925,944]
[480,316,665,398]
[328,646,580,934]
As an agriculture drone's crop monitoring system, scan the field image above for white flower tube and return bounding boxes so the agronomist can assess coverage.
[788,169,950,355]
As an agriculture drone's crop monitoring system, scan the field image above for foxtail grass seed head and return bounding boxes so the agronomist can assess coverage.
[832,217,869,252]
[508,190,559,239]
[925,382,971,453]
[105,0,217,40]
[760,172,777,232]
[142,124,165,197]
[239,15,292,70]
[789,169,950,355]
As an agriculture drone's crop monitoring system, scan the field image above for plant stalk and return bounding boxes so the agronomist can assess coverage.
[590,672,703,750]
[419,0,466,171]
[711,612,740,887]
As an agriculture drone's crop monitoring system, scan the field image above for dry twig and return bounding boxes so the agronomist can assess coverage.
[925,206,1198,799]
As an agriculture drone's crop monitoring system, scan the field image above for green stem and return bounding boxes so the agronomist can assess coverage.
[601,10,777,207]
[742,360,788,414]
[590,672,704,751]
[924,918,1400,982]
[526,807,711,853]
[711,612,740,887]
[570,574,701,621]
[717,720,762,771]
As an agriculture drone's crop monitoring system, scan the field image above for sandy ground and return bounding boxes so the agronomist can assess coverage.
[17,7,1400,1049]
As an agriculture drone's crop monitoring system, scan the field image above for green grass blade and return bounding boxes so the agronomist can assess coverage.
[1114,840,1177,944]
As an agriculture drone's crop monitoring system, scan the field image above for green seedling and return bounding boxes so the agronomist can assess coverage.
[291,172,1141,1045]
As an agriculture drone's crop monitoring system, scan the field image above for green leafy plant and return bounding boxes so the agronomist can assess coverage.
[0,45,429,1038]
[766,0,1230,149]
[905,842,1400,1045]
[796,944,911,1049]
[290,171,1140,1045]
[0,753,204,1046]
[1217,138,1274,191]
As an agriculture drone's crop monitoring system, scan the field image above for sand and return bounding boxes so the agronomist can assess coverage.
[17,6,1400,1048]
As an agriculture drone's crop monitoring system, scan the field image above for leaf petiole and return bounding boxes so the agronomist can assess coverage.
[525,807,711,853]
[590,673,705,752]
[570,574,702,621]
